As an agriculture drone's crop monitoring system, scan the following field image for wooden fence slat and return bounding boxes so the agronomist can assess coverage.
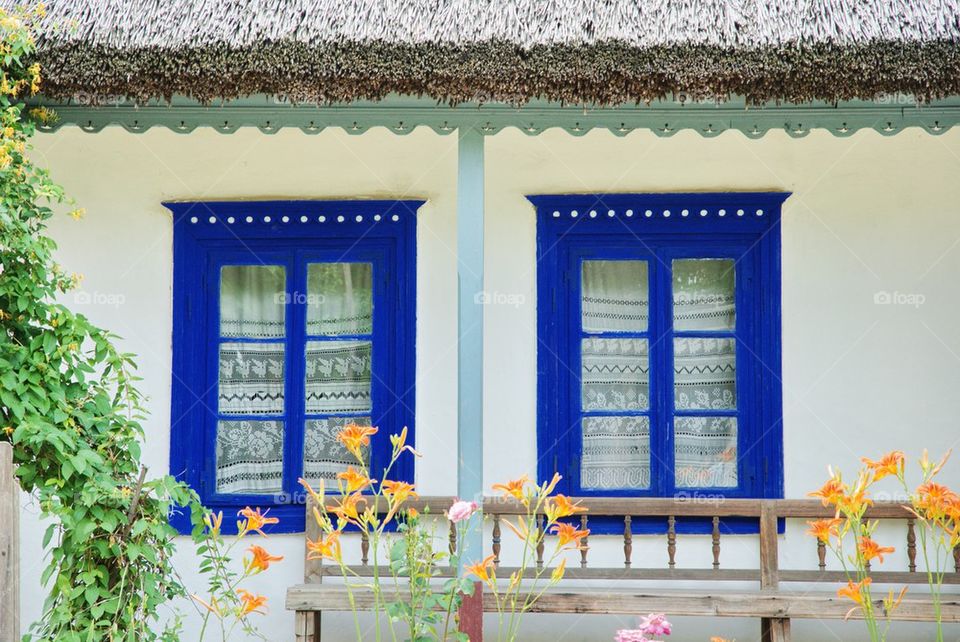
[1,441,19,642]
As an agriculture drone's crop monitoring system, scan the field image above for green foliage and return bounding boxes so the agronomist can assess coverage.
[0,6,199,640]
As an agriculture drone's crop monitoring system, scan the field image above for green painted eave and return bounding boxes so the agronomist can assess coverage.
[31,94,960,138]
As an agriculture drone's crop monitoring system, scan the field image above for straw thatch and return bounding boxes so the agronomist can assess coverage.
[11,0,960,105]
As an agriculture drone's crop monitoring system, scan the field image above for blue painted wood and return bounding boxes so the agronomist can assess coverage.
[167,200,420,534]
[457,129,485,566]
[532,193,787,532]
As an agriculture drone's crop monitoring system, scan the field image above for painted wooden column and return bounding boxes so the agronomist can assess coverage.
[456,127,485,641]
[1,441,19,642]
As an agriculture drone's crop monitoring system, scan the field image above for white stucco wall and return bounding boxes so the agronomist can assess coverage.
[19,124,960,641]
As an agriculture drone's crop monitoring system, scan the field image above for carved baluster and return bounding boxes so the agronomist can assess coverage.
[492,514,502,568]
[907,518,917,573]
[817,539,826,571]
[361,529,369,566]
[667,515,677,569]
[580,514,589,569]
[536,514,545,570]
[624,515,633,568]
[954,544,959,573]
[449,519,457,557]
[712,516,721,570]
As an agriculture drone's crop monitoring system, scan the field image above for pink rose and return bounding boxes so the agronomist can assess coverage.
[446,499,479,523]
[639,613,672,637]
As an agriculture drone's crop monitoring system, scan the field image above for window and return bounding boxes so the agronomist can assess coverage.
[168,200,419,533]
[532,193,786,515]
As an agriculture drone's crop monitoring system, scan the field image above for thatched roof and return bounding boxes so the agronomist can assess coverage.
[14,0,960,105]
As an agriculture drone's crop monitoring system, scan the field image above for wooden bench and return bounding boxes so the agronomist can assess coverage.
[286,498,960,641]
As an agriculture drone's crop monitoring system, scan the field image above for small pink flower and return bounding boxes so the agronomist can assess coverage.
[614,630,651,642]
[639,613,672,637]
[446,499,479,524]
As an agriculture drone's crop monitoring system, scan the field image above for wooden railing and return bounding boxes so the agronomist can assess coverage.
[305,496,960,586]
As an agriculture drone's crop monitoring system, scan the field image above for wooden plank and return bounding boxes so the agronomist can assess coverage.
[759,501,779,589]
[286,585,960,622]
[0,441,18,642]
[295,611,315,642]
[304,497,322,584]
[779,570,960,584]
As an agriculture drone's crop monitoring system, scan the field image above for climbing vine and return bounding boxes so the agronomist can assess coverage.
[0,6,199,640]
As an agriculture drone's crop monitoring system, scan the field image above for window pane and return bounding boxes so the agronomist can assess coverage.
[581,416,650,490]
[220,265,286,338]
[581,260,648,333]
[581,338,649,411]
[674,337,736,410]
[307,262,373,336]
[674,416,738,488]
[215,420,283,494]
[303,416,371,486]
[218,342,285,415]
[673,259,735,331]
[305,340,372,413]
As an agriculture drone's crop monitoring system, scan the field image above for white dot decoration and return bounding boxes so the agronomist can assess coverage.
[719,209,726,217]
[681,209,689,217]
[245,216,253,223]
[663,209,671,217]
[374,214,382,221]
[737,209,745,217]
[391,214,399,222]
[589,210,597,218]
[626,209,634,217]
[227,216,235,224]
[571,210,579,218]
[319,215,326,222]
[208,216,216,224]
[264,216,271,223]
[189,216,198,224]
[300,215,308,223]
[645,209,653,218]
[552,211,560,218]
[281,215,290,223]
[608,210,615,217]
[355,215,363,222]
[756,209,764,216]
[700,209,708,217]
[337,215,345,223]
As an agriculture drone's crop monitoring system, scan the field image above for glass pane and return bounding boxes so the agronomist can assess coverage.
[220,265,286,338]
[215,420,284,494]
[581,416,650,490]
[674,416,738,488]
[581,260,649,333]
[581,338,649,411]
[218,343,285,415]
[307,263,373,336]
[674,337,736,410]
[673,259,735,331]
[303,416,372,486]
[305,340,372,413]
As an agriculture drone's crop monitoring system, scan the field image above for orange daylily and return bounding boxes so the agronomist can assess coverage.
[541,472,562,495]
[236,589,268,616]
[551,558,567,582]
[299,477,325,506]
[337,424,378,461]
[203,511,223,535]
[916,481,958,517]
[551,522,589,549]
[920,449,951,477]
[809,477,846,507]
[381,479,418,505]
[466,554,497,588]
[545,494,587,522]
[336,466,375,493]
[837,482,873,515]
[806,518,843,543]
[237,507,279,536]
[306,531,342,562]
[858,537,895,564]
[390,426,421,457]
[245,545,283,573]
[502,517,530,541]
[492,475,530,501]
[837,577,872,606]
[327,493,366,525]
[862,451,905,482]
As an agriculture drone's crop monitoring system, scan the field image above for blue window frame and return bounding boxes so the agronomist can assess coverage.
[167,200,419,534]
[531,193,787,532]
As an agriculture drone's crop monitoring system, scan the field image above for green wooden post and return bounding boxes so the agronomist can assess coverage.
[456,127,485,640]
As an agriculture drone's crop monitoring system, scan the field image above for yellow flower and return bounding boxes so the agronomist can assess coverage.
[837,578,872,606]
[326,493,366,526]
[492,475,530,501]
[466,555,497,589]
[336,466,374,493]
[237,507,279,536]
[389,426,421,457]
[336,424,378,462]
[299,477,325,507]
[806,518,842,543]
[861,451,905,482]
[550,558,567,583]
[236,589,268,616]
[306,532,342,562]
[203,511,223,535]
[545,494,587,522]
[69,208,85,221]
[244,545,283,573]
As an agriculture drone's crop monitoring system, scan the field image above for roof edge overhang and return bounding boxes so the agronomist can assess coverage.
[30,94,960,138]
